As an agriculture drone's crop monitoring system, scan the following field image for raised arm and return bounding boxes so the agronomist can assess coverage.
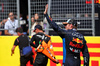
[44,4,65,38]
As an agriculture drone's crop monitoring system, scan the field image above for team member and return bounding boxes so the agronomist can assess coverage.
[44,4,90,66]
[30,25,48,66]
[11,27,33,66]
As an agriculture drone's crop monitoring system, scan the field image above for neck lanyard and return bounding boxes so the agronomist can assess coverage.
[9,20,15,28]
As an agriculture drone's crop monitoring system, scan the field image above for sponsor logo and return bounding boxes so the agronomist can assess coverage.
[72,32,83,39]
[69,42,84,49]
[49,16,52,21]
[72,37,83,44]
[69,47,80,53]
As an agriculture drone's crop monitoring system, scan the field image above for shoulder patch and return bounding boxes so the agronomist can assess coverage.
[49,16,52,21]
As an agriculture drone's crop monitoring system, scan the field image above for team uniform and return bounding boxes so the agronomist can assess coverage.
[44,14,90,66]
[30,32,48,66]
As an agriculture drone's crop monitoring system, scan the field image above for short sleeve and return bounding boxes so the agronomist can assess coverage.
[15,20,19,28]
[14,38,19,46]
[4,22,9,30]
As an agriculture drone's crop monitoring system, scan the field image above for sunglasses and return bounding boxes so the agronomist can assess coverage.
[9,15,14,17]
[63,24,67,26]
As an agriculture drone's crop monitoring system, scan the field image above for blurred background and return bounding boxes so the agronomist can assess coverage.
[0,0,100,36]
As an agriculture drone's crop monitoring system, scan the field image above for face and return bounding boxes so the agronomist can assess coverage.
[31,17,34,22]
[64,24,73,30]
[34,28,39,34]
[34,13,39,20]
[9,12,14,20]
[27,15,29,19]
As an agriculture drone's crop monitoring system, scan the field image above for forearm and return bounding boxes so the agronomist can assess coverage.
[44,14,65,38]
[5,30,12,35]
[44,14,61,32]
[44,4,64,38]
[11,45,16,56]
[11,45,16,51]
[44,4,61,32]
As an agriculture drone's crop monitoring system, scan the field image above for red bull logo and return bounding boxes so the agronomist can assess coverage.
[49,16,52,21]
[69,37,84,49]
[72,37,83,44]
[69,42,84,49]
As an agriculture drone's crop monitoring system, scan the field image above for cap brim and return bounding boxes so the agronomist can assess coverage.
[33,29,43,32]
[62,22,68,25]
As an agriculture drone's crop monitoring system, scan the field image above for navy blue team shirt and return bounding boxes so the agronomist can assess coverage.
[44,14,89,66]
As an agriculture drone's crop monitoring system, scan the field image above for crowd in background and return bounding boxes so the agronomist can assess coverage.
[0,12,47,36]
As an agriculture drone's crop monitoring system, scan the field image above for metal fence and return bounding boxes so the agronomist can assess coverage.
[48,0,95,36]
[28,0,96,36]
[0,0,18,29]
[28,0,48,35]
[50,0,93,29]
[0,0,97,36]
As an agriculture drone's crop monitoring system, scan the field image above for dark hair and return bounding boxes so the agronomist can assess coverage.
[33,25,43,32]
[16,27,23,33]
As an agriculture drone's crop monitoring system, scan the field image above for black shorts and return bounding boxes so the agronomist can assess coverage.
[20,56,32,66]
[34,53,48,66]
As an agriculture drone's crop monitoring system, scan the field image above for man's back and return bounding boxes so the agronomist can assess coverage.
[64,29,85,53]
[31,32,50,48]
[14,35,29,50]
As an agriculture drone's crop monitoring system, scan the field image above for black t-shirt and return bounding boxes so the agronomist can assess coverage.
[30,32,50,48]
[14,35,29,50]
[30,32,44,48]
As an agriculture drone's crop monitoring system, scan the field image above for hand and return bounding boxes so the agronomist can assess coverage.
[11,45,16,56]
[11,48,14,56]
[11,50,14,56]
[56,59,59,64]
[44,4,48,14]
[13,34,18,36]
[11,52,14,56]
